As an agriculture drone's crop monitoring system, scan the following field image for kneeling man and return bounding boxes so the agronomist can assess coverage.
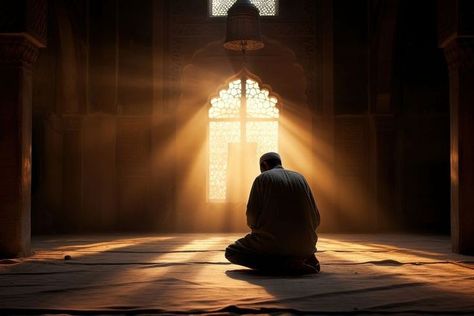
[225,152,321,274]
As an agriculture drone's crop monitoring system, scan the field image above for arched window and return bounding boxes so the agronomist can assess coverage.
[208,73,280,201]
[210,0,278,17]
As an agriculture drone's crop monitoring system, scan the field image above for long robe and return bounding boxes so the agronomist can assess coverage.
[238,166,320,257]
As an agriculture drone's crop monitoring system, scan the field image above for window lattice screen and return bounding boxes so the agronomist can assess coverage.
[210,0,277,16]
[208,78,279,201]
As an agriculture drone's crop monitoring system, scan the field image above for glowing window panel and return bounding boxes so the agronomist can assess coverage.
[246,121,279,158]
[208,76,279,201]
[209,121,241,200]
[210,0,277,16]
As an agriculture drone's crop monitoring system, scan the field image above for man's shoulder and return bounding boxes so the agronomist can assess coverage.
[259,168,306,180]
[255,172,270,181]
[276,168,305,178]
[284,169,304,177]
[286,170,309,183]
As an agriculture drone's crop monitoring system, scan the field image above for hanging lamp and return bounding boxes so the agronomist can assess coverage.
[223,0,264,52]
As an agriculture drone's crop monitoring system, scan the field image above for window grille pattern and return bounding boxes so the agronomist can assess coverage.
[246,121,279,159]
[209,121,241,200]
[246,79,279,118]
[208,77,279,201]
[210,0,277,16]
[209,80,241,119]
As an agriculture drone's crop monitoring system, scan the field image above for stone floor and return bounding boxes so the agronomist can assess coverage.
[1,233,474,315]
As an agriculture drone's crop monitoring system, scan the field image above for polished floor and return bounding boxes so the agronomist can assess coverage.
[1,233,474,315]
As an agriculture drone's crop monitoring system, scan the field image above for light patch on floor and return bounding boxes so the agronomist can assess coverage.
[1,234,474,314]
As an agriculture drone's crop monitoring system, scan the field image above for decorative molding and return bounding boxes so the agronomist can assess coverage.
[443,38,474,72]
[0,0,47,47]
[26,0,47,46]
[0,35,39,66]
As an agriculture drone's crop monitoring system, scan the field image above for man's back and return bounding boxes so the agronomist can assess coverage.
[243,166,320,256]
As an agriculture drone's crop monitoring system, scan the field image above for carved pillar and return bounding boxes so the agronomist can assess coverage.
[0,1,46,257]
[439,0,474,254]
[443,38,474,254]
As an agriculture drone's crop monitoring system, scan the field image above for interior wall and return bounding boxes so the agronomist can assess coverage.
[30,0,450,234]
[32,0,156,233]
[392,0,450,233]
[332,0,372,231]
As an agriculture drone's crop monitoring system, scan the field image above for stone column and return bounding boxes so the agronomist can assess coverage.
[439,0,474,254]
[0,1,46,258]
[443,38,474,254]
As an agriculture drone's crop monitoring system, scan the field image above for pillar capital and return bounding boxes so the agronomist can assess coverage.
[0,0,47,67]
[443,37,474,73]
[0,35,40,66]
[0,0,47,46]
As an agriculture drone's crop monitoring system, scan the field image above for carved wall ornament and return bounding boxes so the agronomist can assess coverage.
[0,35,40,66]
[26,0,48,46]
[443,38,474,73]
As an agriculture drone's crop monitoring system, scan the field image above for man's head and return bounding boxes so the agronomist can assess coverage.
[259,152,282,173]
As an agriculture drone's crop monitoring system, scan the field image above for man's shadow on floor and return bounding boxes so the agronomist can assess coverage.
[226,268,322,279]
[225,268,328,305]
